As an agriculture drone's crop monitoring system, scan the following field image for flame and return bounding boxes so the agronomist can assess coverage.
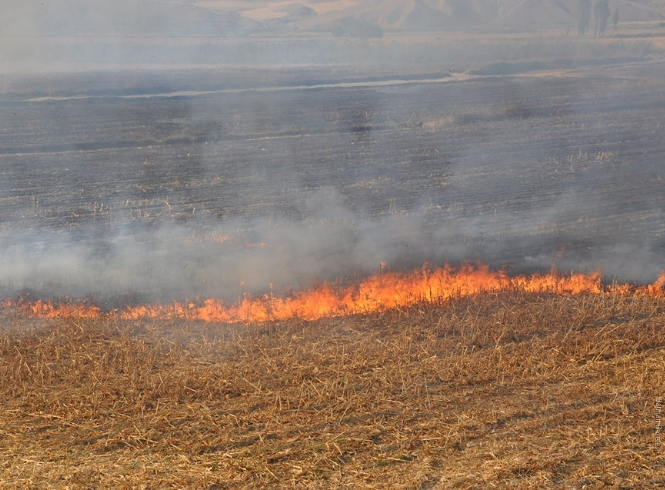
[4,263,664,324]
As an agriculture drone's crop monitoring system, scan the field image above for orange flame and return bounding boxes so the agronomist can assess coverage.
[3,264,664,324]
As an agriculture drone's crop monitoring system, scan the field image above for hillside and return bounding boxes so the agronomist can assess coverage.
[1,0,259,38]
[6,1,665,40]
[205,0,665,32]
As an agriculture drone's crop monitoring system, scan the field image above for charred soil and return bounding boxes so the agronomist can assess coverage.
[2,63,665,269]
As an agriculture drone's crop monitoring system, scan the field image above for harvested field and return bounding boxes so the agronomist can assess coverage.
[1,292,664,488]
[3,60,665,301]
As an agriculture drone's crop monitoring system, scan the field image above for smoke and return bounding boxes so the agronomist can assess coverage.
[1,1,664,303]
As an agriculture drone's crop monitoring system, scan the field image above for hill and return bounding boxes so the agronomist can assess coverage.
[1,0,259,38]
[7,1,665,40]
[209,0,665,32]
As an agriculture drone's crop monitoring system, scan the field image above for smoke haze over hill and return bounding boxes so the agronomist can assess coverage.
[2,0,664,69]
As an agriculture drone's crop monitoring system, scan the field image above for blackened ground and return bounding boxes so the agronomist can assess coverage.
[1,61,665,299]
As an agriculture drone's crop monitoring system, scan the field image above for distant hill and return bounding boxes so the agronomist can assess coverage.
[495,0,664,29]
[7,0,665,39]
[2,0,260,38]
[223,0,665,32]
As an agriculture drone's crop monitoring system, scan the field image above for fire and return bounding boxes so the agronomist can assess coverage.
[4,264,665,324]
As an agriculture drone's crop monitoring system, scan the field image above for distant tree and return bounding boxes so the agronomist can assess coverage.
[578,0,592,36]
[613,8,619,33]
[594,0,611,37]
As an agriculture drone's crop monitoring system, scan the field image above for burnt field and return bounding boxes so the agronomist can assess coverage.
[1,62,665,300]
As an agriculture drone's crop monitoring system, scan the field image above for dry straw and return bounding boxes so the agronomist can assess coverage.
[1,291,664,488]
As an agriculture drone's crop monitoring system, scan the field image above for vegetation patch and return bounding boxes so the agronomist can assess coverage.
[1,292,664,487]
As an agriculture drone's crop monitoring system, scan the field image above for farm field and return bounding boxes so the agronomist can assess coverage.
[1,292,664,488]
[4,62,665,240]
[2,33,665,487]
[2,58,665,301]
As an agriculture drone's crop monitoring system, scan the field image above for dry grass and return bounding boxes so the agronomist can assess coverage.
[1,292,665,488]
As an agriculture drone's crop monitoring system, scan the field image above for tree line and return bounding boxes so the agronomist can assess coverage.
[578,0,619,36]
